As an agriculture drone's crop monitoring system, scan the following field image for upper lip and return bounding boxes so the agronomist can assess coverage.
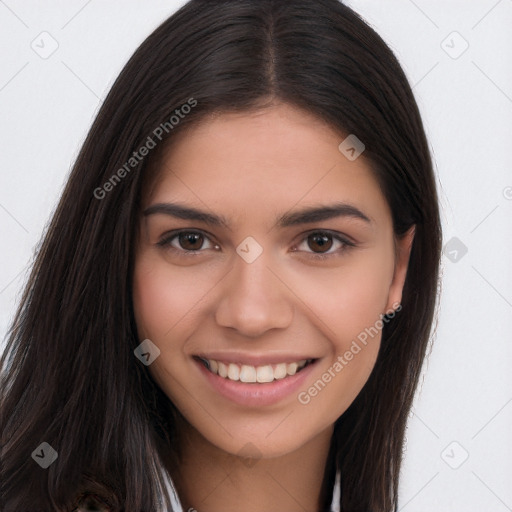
[194,352,318,366]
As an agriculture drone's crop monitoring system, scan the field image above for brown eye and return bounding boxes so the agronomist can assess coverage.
[178,232,204,251]
[294,230,355,260]
[157,230,217,253]
[307,233,334,253]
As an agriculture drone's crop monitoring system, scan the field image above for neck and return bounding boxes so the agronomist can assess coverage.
[171,423,334,512]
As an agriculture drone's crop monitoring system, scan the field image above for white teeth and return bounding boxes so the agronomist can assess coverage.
[240,365,257,383]
[256,365,274,383]
[287,362,298,375]
[228,363,240,380]
[274,363,287,380]
[218,362,228,378]
[201,357,312,383]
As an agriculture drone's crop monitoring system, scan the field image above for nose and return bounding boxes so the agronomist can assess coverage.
[214,250,294,338]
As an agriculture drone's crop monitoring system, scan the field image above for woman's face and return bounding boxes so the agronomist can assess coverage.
[133,102,414,459]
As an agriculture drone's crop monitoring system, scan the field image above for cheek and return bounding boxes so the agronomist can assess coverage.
[132,255,202,401]
[132,254,208,340]
[291,251,394,412]
[297,251,394,346]
[132,252,227,392]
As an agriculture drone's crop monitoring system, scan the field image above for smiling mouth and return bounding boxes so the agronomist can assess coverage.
[194,356,316,383]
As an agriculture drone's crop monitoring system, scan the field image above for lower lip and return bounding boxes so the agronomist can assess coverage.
[195,359,318,407]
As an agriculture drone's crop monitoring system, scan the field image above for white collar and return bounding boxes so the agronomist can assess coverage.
[161,469,341,511]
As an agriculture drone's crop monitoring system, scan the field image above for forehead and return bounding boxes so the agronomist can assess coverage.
[144,103,391,229]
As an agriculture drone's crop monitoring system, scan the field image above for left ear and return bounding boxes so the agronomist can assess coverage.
[385,225,416,313]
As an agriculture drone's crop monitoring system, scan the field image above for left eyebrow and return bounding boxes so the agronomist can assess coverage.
[142,201,373,230]
[276,202,372,228]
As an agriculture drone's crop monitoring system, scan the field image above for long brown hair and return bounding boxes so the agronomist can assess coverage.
[1,1,442,510]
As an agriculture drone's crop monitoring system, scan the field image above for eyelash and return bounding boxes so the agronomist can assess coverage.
[156,229,356,261]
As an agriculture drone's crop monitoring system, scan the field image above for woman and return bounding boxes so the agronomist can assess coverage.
[0,0,442,510]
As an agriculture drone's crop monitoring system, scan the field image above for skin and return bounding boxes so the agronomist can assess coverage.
[132,102,415,512]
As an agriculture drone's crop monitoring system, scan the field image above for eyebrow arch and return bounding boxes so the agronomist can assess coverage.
[142,201,373,230]
[277,202,372,228]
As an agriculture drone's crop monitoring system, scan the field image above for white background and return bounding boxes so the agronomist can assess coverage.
[1,1,511,510]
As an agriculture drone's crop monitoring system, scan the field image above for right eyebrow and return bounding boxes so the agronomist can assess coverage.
[143,201,373,231]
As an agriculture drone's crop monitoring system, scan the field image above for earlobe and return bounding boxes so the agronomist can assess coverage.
[385,225,416,313]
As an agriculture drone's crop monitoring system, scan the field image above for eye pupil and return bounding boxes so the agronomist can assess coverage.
[308,233,333,253]
[180,232,203,250]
